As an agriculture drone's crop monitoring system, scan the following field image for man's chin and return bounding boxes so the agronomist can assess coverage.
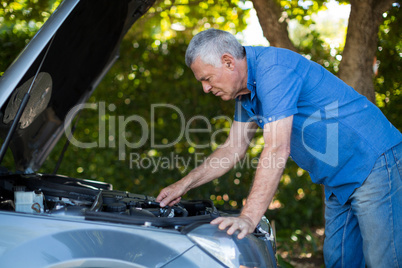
[220,95,233,101]
[219,95,234,101]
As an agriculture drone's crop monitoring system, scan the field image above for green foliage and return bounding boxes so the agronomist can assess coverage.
[277,228,321,256]
[127,0,249,41]
[280,0,326,22]
[287,1,349,75]
[270,161,323,229]
[0,0,61,74]
[375,3,402,131]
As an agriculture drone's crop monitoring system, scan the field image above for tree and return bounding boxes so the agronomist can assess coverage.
[251,0,397,102]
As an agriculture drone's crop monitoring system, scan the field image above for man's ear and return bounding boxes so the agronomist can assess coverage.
[221,53,235,70]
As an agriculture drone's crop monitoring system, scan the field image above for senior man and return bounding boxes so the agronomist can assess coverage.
[156,29,402,267]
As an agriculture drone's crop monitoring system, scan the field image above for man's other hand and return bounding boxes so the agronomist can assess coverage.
[210,215,256,239]
[156,181,187,207]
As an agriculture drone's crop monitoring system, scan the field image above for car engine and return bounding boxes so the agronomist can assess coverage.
[0,173,220,228]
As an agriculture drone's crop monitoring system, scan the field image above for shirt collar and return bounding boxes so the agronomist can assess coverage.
[244,46,256,101]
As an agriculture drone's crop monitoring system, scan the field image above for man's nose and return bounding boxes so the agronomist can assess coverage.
[202,82,212,93]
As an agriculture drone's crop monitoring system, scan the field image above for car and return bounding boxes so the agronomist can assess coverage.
[0,0,277,267]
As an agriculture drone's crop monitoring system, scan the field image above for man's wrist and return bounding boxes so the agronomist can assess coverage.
[239,211,261,227]
[181,171,200,191]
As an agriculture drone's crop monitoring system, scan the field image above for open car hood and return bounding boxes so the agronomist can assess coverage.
[0,0,155,172]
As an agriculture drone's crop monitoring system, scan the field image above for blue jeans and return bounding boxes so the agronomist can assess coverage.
[324,142,402,268]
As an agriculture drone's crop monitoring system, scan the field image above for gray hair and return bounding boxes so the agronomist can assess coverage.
[185,29,245,67]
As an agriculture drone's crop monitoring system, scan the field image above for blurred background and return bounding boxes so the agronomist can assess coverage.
[1,0,401,266]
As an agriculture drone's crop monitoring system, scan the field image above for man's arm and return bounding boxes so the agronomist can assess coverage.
[156,120,258,207]
[211,115,293,239]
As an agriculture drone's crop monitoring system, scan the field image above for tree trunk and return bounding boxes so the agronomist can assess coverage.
[251,0,297,51]
[338,0,394,103]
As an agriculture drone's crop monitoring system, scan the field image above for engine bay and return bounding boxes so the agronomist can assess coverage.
[0,173,220,228]
[0,172,276,253]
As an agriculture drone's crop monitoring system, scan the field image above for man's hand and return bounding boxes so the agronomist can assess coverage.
[210,215,256,239]
[156,181,188,207]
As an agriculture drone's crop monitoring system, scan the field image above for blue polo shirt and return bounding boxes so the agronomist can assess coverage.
[235,46,402,204]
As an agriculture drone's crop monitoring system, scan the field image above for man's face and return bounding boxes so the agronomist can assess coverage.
[190,57,239,101]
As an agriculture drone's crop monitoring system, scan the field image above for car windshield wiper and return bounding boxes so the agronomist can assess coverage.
[0,35,56,167]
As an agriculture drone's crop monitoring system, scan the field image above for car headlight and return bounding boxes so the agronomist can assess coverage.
[186,224,276,268]
[256,216,276,253]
